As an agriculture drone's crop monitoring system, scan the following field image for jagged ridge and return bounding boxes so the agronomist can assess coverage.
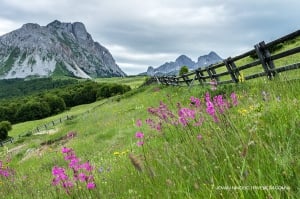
[146,52,222,76]
[0,20,126,79]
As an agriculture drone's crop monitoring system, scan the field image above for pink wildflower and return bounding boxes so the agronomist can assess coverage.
[210,79,217,91]
[81,161,93,172]
[87,182,96,189]
[197,134,203,141]
[190,96,201,107]
[78,173,87,182]
[137,141,144,147]
[62,147,72,154]
[230,92,238,106]
[135,131,144,139]
[136,119,142,127]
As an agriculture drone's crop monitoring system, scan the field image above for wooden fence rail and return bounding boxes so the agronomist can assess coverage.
[17,115,73,138]
[152,30,300,86]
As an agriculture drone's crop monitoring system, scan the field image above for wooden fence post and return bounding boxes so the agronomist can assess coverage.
[254,41,276,79]
[224,57,240,83]
[206,67,213,80]
[182,74,191,86]
[162,76,168,85]
[195,69,204,85]
[174,76,179,85]
[155,76,161,84]
[209,66,220,82]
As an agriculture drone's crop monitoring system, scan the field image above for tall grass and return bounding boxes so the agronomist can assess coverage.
[0,76,299,198]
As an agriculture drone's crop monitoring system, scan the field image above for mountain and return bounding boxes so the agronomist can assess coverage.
[0,20,126,79]
[193,51,223,69]
[145,52,222,76]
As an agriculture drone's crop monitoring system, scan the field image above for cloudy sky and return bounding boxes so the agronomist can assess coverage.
[0,0,299,75]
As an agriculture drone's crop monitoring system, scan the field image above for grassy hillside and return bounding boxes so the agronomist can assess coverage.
[214,35,300,82]
[95,76,147,89]
[0,75,299,198]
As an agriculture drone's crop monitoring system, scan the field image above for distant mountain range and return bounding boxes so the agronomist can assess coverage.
[0,20,126,79]
[144,51,222,76]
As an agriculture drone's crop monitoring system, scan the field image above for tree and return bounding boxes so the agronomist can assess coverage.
[179,66,189,76]
[15,101,51,122]
[0,121,12,141]
[43,94,66,114]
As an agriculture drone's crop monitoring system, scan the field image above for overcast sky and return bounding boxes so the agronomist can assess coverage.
[0,0,299,75]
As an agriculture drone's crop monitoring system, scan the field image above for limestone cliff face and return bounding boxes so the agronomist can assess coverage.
[0,20,126,79]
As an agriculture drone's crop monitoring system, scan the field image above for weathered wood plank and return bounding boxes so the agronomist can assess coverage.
[270,46,300,61]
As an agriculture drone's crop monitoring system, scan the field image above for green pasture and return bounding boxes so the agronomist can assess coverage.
[0,75,299,198]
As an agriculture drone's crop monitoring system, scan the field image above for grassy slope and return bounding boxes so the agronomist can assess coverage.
[0,75,299,198]
[0,38,300,198]
[95,76,147,89]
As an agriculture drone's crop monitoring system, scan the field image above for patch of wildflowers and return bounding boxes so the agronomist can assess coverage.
[0,160,14,179]
[190,96,201,107]
[178,108,196,126]
[205,93,218,122]
[213,95,229,114]
[52,147,96,193]
[135,131,145,147]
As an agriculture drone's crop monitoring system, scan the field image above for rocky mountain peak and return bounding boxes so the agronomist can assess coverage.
[0,20,126,79]
[196,51,222,68]
[72,22,89,41]
[145,52,223,76]
[175,55,195,67]
[21,23,41,30]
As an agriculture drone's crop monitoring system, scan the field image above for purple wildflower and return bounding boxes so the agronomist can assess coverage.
[87,182,96,189]
[197,134,203,141]
[136,119,142,127]
[230,92,238,106]
[81,161,93,172]
[190,96,201,107]
[135,132,144,139]
[137,141,144,147]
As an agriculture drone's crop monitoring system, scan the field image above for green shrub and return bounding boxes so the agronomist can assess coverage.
[0,121,12,141]
[179,66,189,76]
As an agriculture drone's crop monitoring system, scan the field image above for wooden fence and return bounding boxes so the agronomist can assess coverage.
[0,100,109,147]
[17,115,74,138]
[153,30,300,86]
[0,137,14,147]
[0,115,73,146]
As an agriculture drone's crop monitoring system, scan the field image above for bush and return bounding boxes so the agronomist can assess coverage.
[0,121,12,141]
[179,66,189,76]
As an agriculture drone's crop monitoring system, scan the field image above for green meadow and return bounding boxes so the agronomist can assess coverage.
[0,74,299,198]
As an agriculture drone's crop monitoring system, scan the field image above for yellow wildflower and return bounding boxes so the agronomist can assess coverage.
[238,72,245,83]
[238,108,248,116]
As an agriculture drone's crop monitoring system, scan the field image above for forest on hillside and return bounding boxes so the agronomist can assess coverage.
[0,78,131,124]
